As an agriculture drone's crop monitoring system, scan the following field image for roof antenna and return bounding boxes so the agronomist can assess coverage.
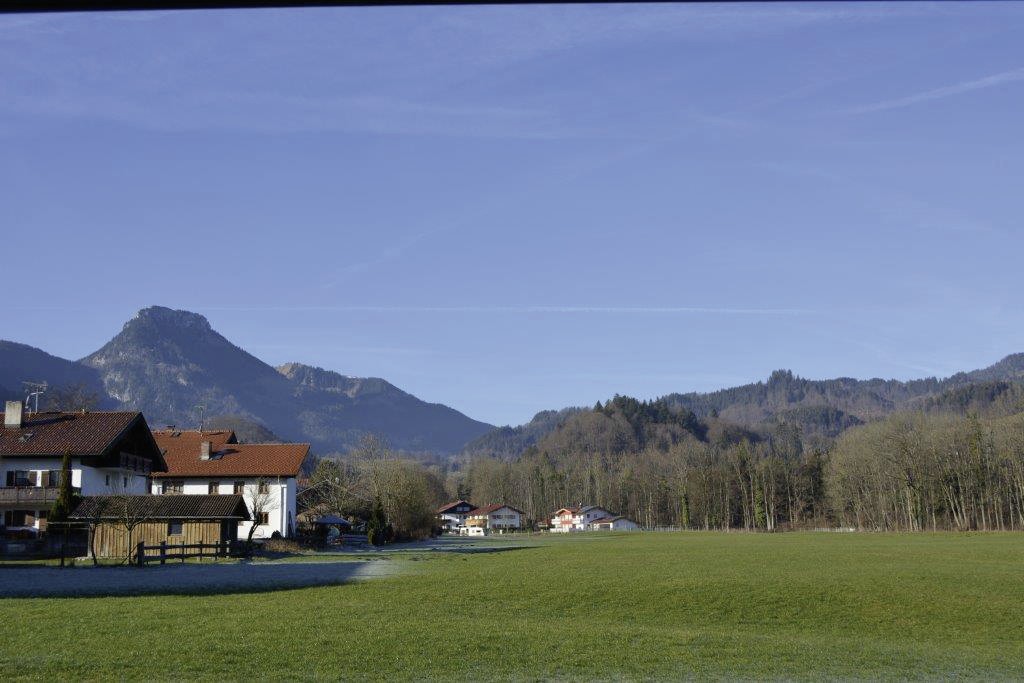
[195,404,206,431]
[21,381,47,415]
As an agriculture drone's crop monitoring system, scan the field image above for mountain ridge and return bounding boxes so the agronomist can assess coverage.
[2,306,492,454]
[464,354,1024,456]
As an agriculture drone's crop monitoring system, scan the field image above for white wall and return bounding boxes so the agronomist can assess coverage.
[150,476,295,539]
[487,508,522,529]
[1,458,147,531]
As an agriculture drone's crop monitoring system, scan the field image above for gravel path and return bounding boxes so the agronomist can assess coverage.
[0,559,399,599]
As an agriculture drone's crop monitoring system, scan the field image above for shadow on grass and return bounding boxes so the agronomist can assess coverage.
[0,558,400,599]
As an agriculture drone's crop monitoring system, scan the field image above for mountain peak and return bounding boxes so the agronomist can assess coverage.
[129,306,212,332]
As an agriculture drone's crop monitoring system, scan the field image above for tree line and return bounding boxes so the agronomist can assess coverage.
[454,400,1024,532]
[306,395,1024,535]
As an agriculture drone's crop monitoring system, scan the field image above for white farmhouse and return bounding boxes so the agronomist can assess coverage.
[549,505,618,532]
[463,504,523,535]
[436,499,476,533]
[0,403,166,535]
[150,429,308,540]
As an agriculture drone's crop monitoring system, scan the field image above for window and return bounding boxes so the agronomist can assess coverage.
[6,470,34,486]
[105,474,110,486]
[123,476,129,488]
[233,481,245,495]
[45,470,62,487]
[257,480,269,495]
[208,481,220,494]
[4,510,28,527]
[162,480,184,495]
[256,512,269,525]
[167,521,183,535]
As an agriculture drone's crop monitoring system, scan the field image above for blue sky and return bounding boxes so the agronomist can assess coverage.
[2,3,1024,426]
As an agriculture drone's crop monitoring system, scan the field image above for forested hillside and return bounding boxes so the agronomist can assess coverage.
[452,363,1024,532]
[452,406,1024,533]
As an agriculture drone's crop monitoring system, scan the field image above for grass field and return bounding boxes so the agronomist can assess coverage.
[3,532,1024,680]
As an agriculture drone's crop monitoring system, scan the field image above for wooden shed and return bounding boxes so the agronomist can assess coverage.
[69,494,250,560]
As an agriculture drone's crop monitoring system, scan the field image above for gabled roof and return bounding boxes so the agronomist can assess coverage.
[150,432,310,478]
[151,429,237,462]
[69,494,251,521]
[0,411,166,470]
[590,516,633,525]
[468,503,524,517]
[437,499,475,514]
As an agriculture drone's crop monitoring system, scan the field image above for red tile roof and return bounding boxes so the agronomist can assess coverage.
[0,411,164,466]
[151,430,308,478]
[152,429,237,462]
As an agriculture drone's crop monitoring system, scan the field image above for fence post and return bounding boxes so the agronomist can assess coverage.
[136,541,145,567]
[181,540,185,563]
[160,540,167,565]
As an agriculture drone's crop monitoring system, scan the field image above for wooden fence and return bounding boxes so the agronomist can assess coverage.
[135,539,246,566]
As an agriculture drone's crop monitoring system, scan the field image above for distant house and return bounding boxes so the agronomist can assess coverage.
[0,403,166,536]
[436,500,475,533]
[69,494,250,559]
[463,504,523,535]
[549,505,626,532]
[150,429,308,539]
[590,516,640,531]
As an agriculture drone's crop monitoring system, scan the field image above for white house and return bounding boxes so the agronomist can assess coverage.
[0,403,167,535]
[590,515,640,531]
[548,505,634,532]
[150,429,308,540]
[436,500,476,533]
[462,504,523,535]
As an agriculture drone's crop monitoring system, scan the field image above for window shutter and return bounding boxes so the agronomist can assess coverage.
[28,471,37,486]
[5,472,13,486]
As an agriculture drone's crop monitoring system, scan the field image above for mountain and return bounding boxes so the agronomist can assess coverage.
[0,340,111,409]
[0,306,492,454]
[82,307,298,428]
[278,362,493,453]
[463,407,583,458]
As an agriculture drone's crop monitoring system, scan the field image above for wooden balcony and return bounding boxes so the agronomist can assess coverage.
[0,486,78,506]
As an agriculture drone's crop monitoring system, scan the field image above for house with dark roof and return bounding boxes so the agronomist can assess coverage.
[436,499,476,533]
[463,504,524,535]
[0,401,166,536]
[150,429,309,539]
[69,494,250,560]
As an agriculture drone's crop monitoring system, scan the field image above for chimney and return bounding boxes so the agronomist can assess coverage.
[4,401,23,429]
[200,441,212,460]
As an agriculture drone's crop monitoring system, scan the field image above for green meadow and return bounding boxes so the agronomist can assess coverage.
[3,532,1024,680]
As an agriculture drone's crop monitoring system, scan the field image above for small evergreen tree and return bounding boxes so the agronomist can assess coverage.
[367,499,387,546]
[49,449,77,523]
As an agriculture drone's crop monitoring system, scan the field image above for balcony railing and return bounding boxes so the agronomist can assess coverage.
[0,486,79,506]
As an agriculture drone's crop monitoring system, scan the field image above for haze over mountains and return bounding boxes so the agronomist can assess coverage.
[3,305,1024,458]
